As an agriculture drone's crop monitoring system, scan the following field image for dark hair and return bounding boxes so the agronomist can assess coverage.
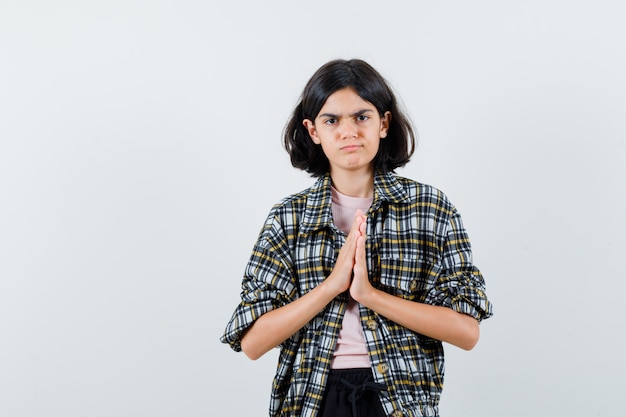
[283,59,416,177]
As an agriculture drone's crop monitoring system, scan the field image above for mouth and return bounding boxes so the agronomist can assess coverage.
[341,144,361,152]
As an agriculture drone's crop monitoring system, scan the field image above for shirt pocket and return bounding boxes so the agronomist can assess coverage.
[379,256,441,301]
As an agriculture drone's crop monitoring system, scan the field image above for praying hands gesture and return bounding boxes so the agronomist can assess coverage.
[241,212,479,361]
[323,210,372,300]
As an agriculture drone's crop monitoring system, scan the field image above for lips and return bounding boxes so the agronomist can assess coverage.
[341,144,361,152]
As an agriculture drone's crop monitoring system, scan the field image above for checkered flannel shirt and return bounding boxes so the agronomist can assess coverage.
[221,171,493,417]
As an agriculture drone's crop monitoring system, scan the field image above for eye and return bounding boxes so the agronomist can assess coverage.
[356,114,370,122]
[324,118,337,125]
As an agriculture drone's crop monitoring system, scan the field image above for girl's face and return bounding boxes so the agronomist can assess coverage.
[303,88,390,178]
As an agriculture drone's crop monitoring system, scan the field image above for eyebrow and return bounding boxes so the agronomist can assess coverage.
[317,109,374,119]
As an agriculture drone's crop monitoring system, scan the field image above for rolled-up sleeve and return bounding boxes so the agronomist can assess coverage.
[220,217,297,352]
[424,208,493,322]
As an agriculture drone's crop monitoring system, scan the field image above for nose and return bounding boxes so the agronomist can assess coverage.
[339,119,358,139]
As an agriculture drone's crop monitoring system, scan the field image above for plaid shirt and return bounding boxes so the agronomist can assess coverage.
[221,171,493,417]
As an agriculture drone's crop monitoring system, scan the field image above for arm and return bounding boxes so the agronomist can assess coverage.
[352,272,480,350]
[350,220,480,351]
[241,277,338,360]
[240,212,367,360]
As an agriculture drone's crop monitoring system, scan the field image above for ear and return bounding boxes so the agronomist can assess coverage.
[303,119,321,144]
[380,111,392,138]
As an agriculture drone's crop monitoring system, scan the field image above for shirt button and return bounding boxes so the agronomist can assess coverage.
[392,411,404,417]
[409,279,418,291]
[376,363,389,374]
[366,319,378,331]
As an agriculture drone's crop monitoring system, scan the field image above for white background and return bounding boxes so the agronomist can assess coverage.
[1,1,625,416]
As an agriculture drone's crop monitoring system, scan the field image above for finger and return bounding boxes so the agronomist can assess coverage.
[353,235,367,275]
[359,216,367,236]
[347,210,363,239]
[356,235,366,258]
[355,210,368,234]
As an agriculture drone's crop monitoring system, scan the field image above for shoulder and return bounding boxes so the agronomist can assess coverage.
[389,174,456,214]
[256,182,319,242]
[267,184,315,219]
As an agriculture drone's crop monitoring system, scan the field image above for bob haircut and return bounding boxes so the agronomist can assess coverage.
[283,59,416,177]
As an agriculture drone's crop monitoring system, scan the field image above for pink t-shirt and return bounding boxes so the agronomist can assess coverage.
[330,187,372,369]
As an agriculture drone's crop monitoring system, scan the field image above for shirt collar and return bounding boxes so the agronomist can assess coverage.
[300,171,410,235]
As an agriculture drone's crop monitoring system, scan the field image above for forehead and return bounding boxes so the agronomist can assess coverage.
[317,88,376,115]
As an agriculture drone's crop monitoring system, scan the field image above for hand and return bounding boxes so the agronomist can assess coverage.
[349,215,374,303]
[324,210,367,297]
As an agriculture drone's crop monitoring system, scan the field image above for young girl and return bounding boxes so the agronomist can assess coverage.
[221,59,493,417]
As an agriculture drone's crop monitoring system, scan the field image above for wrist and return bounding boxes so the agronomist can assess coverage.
[318,275,343,300]
[352,285,379,308]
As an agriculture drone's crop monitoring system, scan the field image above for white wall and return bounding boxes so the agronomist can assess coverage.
[1,1,625,416]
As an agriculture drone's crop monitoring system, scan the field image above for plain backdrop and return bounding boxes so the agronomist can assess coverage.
[1,1,625,416]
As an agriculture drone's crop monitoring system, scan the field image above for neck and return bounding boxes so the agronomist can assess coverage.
[329,167,375,198]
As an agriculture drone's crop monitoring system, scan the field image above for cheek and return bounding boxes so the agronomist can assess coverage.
[319,141,334,155]
[315,127,336,143]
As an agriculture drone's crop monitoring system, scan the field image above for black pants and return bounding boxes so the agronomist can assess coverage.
[317,368,387,417]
